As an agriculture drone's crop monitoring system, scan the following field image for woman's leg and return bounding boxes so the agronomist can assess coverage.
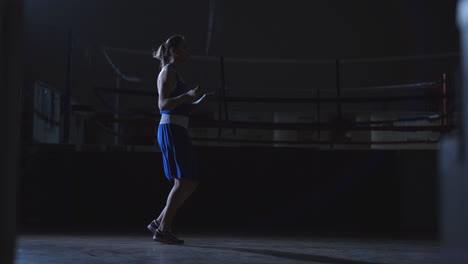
[158,178,199,232]
[156,207,167,223]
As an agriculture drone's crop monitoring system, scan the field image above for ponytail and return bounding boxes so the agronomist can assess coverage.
[153,43,168,69]
[153,35,185,69]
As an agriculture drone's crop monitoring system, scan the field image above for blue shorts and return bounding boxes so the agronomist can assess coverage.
[157,123,197,181]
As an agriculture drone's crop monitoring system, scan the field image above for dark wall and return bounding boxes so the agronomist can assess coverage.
[1,1,24,264]
[19,146,438,235]
[23,0,460,110]
[213,0,458,58]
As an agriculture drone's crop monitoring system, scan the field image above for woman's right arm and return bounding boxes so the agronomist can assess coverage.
[158,66,198,111]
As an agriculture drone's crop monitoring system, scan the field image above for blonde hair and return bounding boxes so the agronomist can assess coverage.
[153,35,185,69]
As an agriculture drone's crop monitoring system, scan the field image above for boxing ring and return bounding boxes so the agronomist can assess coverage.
[91,45,457,149]
[13,1,468,263]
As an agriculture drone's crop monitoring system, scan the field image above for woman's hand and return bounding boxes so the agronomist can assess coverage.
[201,92,216,103]
[192,92,216,105]
[185,86,202,102]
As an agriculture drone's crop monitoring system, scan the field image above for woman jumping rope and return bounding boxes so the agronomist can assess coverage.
[148,35,212,244]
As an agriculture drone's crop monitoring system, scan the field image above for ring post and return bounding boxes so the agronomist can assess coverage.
[439,1,468,263]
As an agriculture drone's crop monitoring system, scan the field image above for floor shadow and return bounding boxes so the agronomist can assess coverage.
[184,245,383,264]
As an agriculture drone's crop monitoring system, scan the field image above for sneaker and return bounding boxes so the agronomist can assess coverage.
[147,219,176,234]
[147,219,159,234]
[153,229,184,244]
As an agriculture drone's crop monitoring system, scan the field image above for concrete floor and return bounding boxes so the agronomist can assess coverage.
[15,233,442,264]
